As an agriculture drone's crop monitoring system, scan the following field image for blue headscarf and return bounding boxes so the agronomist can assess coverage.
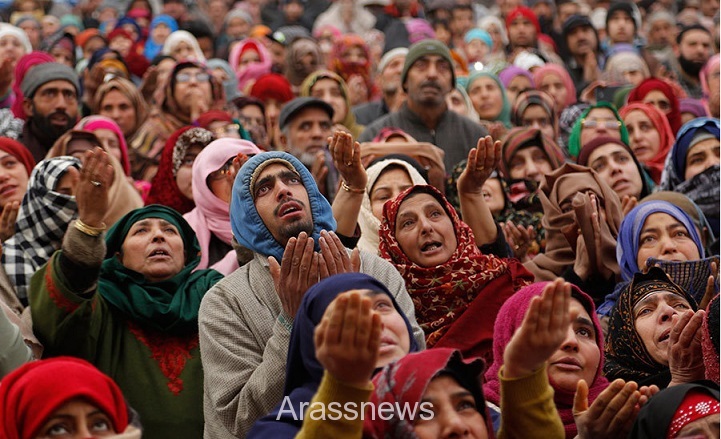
[230,151,337,262]
[465,71,512,128]
[247,272,419,438]
[144,15,178,61]
[115,16,142,41]
[617,200,704,281]
[660,117,721,191]
[206,58,240,102]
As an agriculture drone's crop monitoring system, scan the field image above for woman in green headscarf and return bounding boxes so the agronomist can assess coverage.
[465,70,512,128]
[299,70,365,139]
[30,148,223,439]
[567,101,629,159]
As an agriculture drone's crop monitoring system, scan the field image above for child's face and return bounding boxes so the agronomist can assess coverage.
[465,39,489,63]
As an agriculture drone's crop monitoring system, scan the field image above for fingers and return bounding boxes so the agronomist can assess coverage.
[327,293,348,345]
[599,381,639,430]
[279,236,298,284]
[350,247,361,272]
[268,256,281,286]
[585,379,626,419]
[573,379,590,414]
[669,310,695,347]
[466,147,478,169]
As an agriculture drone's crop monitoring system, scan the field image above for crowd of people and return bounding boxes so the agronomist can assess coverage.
[0,0,719,437]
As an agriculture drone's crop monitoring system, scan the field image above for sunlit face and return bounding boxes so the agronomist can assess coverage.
[0,151,29,208]
[624,110,661,162]
[642,90,672,116]
[482,178,505,216]
[685,137,720,180]
[99,90,136,137]
[446,88,469,117]
[92,128,123,163]
[120,218,186,282]
[468,76,503,121]
[505,75,532,104]
[637,213,701,269]
[580,108,622,147]
[395,192,458,267]
[509,145,553,183]
[310,78,347,124]
[521,104,555,140]
[414,375,488,439]
[634,291,693,364]
[253,163,313,247]
[34,398,117,438]
[587,143,643,199]
[539,72,568,113]
[547,298,600,393]
[370,167,414,220]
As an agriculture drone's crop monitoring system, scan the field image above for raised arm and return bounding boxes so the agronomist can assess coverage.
[329,131,367,238]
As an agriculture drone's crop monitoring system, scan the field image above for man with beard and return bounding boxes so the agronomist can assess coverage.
[674,25,714,98]
[278,97,338,201]
[198,151,424,438]
[359,39,487,170]
[18,62,80,162]
[352,47,407,125]
[561,15,603,98]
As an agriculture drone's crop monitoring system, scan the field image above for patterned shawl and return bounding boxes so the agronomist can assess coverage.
[378,185,530,355]
[604,267,698,387]
[2,157,80,305]
[483,282,609,439]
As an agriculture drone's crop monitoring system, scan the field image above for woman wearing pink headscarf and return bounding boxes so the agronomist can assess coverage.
[75,116,132,176]
[228,38,272,95]
[183,138,262,274]
[533,64,577,114]
[700,54,720,119]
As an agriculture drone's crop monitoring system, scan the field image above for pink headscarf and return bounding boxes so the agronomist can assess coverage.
[228,38,272,92]
[533,63,577,110]
[182,138,262,274]
[11,52,54,119]
[74,116,131,176]
[701,54,720,115]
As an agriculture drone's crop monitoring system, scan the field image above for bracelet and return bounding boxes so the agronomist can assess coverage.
[340,180,365,194]
[74,219,107,237]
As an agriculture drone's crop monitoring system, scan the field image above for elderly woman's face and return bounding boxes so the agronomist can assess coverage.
[413,375,489,439]
[35,397,117,438]
[120,218,185,282]
[636,212,701,269]
[0,151,29,208]
[633,290,693,364]
[395,192,458,267]
[370,167,413,221]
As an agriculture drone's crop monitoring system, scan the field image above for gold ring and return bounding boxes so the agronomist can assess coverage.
[346,161,353,167]
[91,180,102,187]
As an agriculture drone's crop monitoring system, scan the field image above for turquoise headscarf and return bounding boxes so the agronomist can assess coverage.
[99,205,223,334]
[567,101,630,159]
[465,71,512,128]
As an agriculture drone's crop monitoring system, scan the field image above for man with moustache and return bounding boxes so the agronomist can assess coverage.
[359,39,487,170]
[561,15,603,97]
[352,47,408,125]
[198,151,424,438]
[673,25,714,99]
[18,62,80,162]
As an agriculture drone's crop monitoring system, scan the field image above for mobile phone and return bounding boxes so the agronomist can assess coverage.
[595,85,624,103]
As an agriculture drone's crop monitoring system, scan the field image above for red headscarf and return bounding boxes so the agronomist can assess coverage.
[10,52,54,120]
[249,73,294,104]
[327,34,375,101]
[0,357,129,439]
[627,77,683,135]
[619,102,675,184]
[506,6,541,35]
[483,282,610,439]
[668,389,720,438]
[146,126,215,214]
[195,110,233,129]
[378,185,532,359]
[0,138,36,176]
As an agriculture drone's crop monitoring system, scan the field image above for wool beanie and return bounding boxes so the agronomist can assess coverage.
[401,39,456,91]
[20,62,79,99]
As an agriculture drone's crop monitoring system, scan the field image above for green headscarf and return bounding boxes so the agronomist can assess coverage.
[567,101,630,159]
[465,71,512,128]
[99,205,223,334]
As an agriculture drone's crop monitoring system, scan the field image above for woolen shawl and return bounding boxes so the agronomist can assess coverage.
[183,138,262,274]
[0,357,128,439]
[99,205,223,334]
[363,348,495,439]
[524,163,623,281]
[248,273,419,438]
[357,158,427,254]
[627,77,683,134]
[604,267,697,387]
[1,157,80,305]
[378,185,531,354]
[483,282,609,439]
[619,102,675,184]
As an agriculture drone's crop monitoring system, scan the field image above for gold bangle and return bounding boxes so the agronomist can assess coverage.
[74,219,107,237]
[340,180,366,194]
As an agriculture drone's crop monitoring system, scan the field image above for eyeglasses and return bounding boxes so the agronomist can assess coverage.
[238,115,264,127]
[581,118,621,129]
[176,72,210,83]
[212,123,241,137]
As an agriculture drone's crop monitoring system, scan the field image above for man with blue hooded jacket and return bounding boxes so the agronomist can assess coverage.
[198,150,425,439]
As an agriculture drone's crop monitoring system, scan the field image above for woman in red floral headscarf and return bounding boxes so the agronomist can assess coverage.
[627,77,684,134]
[378,184,532,361]
[327,34,378,106]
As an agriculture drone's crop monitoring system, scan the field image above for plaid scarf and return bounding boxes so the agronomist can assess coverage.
[2,157,80,305]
